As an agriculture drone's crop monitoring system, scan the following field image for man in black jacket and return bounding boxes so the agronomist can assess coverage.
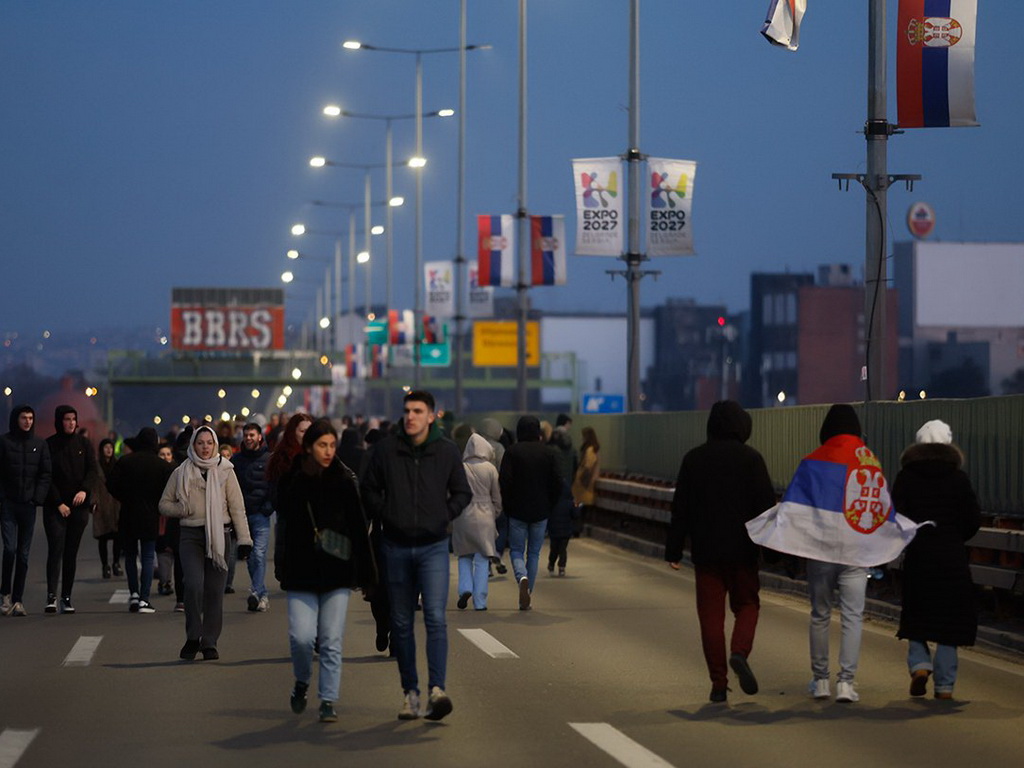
[0,405,52,616]
[233,422,273,612]
[361,390,471,722]
[499,415,562,611]
[43,405,98,614]
[665,400,777,703]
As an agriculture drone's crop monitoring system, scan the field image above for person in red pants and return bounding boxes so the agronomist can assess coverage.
[665,401,777,703]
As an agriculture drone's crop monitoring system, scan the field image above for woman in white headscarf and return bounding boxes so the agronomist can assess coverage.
[160,425,252,661]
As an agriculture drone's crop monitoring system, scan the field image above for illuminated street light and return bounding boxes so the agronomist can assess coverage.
[153,416,162,425]
[356,251,370,264]
[287,250,300,260]
[291,368,302,381]
[323,104,342,116]
[319,316,331,329]
[408,156,426,168]
[251,388,260,398]
[281,271,295,283]
[389,196,404,207]
[371,225,385,235]
[240,407,251,417]
[283,386,293,396]
[291,223,306,236]
[309,156,327,168]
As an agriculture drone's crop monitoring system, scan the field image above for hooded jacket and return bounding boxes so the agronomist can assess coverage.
[665,400,777,566]
[360,421,472,546]
[45,405,98,509]
[499,416,563,524]
[451,434,502,558]
[0,405,52,505]
[892,441,980,646]
[106,427,175,540]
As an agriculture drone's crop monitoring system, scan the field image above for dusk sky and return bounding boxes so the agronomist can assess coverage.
[2,1,1022,341]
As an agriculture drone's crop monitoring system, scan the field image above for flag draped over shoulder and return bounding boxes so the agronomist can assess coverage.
[477,214,515,287]
[746,435,928,567]
[897,0,978,128]
[761,0,807,52]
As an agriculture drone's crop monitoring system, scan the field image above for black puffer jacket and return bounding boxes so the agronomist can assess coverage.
[665,400,777,566]
[0,405,52,505]
[105,429,175,540]
[232,445,273,517]
[275,455,376,593]
[361,423,472,546]
[45,405,98,509]
[499,416,563,524]
[892,442,981,646]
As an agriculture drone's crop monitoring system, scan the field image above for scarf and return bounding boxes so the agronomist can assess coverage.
[175,426,233,571]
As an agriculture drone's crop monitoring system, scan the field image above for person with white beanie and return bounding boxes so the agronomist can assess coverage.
[891,420,981,700]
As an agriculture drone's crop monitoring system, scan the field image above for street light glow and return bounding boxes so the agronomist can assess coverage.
[291,368,302,381]
[323,105,341,117]
[251,389,260,399]
[283,386,293,396]
[342,40,362,50]
[437,109,455,117]
[309,156,326,167]
[389,196,404,207]
[408,156,427,169]
[371,225,385,235]
[291,224,306,236]
[319,316,331,329]
[281,271,295,283]
[287,249,300,259]
[357,251,370,264]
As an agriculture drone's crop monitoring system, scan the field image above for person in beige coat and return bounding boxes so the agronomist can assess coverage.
[159,425,252,661]
[571,427,601,510]
[453,434,502,611]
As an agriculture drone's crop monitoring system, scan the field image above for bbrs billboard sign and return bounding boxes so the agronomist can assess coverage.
[171,288,285,351]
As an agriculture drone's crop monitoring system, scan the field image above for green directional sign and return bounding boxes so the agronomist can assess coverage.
[365,320,388,345]
[420,342,450,367]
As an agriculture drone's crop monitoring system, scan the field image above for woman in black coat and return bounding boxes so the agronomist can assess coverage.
[891,420,980,701]
[274,420,377,723]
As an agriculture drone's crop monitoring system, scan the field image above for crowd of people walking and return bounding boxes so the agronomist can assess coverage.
[0,394,981,722]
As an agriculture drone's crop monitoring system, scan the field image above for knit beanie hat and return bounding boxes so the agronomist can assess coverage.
[915,419,953,445]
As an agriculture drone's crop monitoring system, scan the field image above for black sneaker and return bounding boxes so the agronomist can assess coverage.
[729,653,759,695]
[137,600,156,614]
[129,592,140,613]
[247,593,259,612]
[60,597,75,614]
[457,592,471,610]
[102,566,111,579]
[180,639,201,661]
[709,687,728,703]
[224,586,235,595]
[45,594,58,614]
[318,700,338,723]
[112,562,122,577]
[201,647,219,660]
[291,681,309,714]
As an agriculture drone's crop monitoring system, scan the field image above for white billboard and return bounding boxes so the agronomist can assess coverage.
[914,242,1024,327]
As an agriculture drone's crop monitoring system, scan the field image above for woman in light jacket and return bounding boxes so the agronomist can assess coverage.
[454,434,502,611]
[159,425,252,661]
[571,427,601,520]
[274,420,376,722]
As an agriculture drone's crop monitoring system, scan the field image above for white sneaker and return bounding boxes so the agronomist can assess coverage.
[2,593,14,616]
[257,596,269,612]
[423,686,453,721]
[810,678,830,700]
[398,690,421,720]
[11,602,27,617]
[835,681,859,703]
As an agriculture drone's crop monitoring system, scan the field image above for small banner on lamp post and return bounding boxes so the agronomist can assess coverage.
[647,158,697,256]
[425,260,455,318]
[572,157,624,256]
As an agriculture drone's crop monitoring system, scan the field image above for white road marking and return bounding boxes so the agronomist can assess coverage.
[456,628,519,659]
[63,636,103,667]
[569,723,675,768]
[109,589,130,604]
[0,728,39,768]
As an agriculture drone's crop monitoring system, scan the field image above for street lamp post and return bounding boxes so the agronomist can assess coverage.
[343,37,489,392]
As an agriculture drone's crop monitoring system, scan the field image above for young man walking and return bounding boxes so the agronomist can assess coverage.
[361,391,471,721]
[233,423,273,612]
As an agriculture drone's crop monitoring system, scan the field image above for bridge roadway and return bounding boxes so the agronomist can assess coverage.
[2,520,1023,768]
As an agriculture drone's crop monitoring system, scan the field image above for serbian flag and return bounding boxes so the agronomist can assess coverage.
[897,0,978,128]
[477,214,515,287]
[529,215,566,286]
[746,435,929,567]
[344,343,362,379]
[761,0,807,52]
[369,344,385,379]
[388,309,414,345]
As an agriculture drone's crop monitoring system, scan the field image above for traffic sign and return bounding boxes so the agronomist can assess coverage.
[581,393,625,414]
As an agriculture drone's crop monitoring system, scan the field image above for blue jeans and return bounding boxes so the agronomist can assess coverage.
[382,537,450,694]
[1,502,36,603]
[908,640,958,694]
[508,517,547,591]
[246,513,272,598]
[457,553,490,609]
[123,537,157,602]
[287,588,351,703]
[807,560,867,683]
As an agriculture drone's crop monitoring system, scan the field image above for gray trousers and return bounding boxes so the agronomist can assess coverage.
[179,526,229,648]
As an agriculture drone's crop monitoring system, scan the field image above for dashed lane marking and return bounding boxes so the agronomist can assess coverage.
[456,628,519,659]
[0,728,39,768]
[63,636,103,667]
[109,589,130,604]
[569,723,675,768]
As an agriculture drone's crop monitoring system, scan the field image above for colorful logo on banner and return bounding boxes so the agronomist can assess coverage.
[476,215,515,286]
[647,158,697,256]
[468,264,495,318]
[897,0,978,128]
[425,261,455,318]
[529,215,566,286]
[572,158,625,256]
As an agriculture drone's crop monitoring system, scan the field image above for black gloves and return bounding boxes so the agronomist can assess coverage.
[237,544,252,561]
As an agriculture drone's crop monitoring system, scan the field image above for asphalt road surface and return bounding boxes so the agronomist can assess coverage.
[2,517,1023,768]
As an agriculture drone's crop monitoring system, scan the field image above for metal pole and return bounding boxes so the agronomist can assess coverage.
[625,0,643,413]
[334,238,342,351]
[348,211,356,344]
[385,120,394,418]
[865,0,888,401]
[515,0,529,413]
[364,172,372,320]
[414,53,424,388]
[315,288,323,351]
[454,0,467,415]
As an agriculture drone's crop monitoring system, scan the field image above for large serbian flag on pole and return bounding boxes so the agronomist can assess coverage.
[746,435,928,567]
[477,214,515,287]
[897,0,978,128]
[761,0,807,52]
[529,215,566,286]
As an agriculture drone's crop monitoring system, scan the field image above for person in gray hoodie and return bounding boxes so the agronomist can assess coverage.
[0,405,52,616]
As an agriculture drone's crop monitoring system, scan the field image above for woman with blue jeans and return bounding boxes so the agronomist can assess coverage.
[454,434,501,611]
[274,420,376,723]
[892,420,980,700]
